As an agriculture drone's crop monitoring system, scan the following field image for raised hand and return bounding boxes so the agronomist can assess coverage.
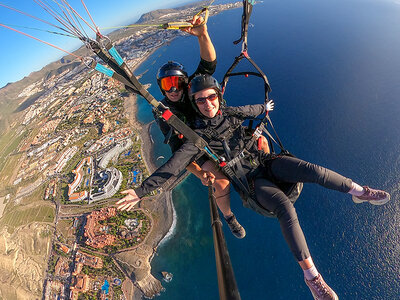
[266,100,275,112]
[116,189,141,211]
[181,15,207,37]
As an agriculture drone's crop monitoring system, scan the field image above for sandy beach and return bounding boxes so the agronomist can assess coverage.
[121,47,176,299]
[133,99,175,249]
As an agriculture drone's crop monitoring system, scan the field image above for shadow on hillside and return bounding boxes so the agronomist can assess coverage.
[14,90,45,113]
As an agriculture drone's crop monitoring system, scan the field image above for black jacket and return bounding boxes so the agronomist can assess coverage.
[135,104,266,198]
[153,58,217,153]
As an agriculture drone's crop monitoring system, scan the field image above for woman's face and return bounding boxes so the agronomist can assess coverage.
[194,88,220,118]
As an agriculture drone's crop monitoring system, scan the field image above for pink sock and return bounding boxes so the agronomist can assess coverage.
[348,182,365,196]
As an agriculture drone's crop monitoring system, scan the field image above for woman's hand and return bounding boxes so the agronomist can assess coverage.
[266,100,275,112]
[200,170,215,186]
[116,189,141,211]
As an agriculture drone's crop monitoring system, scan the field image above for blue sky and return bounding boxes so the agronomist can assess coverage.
[0,0,195,88]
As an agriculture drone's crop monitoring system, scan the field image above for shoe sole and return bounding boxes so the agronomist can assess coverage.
[232,229,246,239]
[352,195,391,205]
[309,290,339,300]
[226,218,246,239]
[305,278,339,300]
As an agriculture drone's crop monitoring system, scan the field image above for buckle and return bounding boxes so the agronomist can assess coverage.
[253,127,262,139]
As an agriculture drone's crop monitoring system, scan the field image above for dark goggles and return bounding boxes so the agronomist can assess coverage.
[194,93,218,105]
[160,76,186,92]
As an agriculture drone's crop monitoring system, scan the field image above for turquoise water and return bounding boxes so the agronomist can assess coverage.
[135,0,400,299]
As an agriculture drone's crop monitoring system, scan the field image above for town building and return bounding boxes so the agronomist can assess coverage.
[84,207,117,249]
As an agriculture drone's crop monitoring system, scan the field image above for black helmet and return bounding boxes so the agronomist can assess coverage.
[188,74,221,99]
[157,61,188,95]
[188,74,223,117]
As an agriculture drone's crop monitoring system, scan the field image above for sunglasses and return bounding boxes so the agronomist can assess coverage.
[194,93,218,105]
[160,76,186,92]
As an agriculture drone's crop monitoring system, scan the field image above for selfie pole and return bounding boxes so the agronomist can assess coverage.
[208,183,241,300]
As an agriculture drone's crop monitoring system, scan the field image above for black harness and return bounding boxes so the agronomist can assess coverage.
[198,108,303,218]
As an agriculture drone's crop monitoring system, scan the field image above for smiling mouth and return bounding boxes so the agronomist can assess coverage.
[203,106,216,114]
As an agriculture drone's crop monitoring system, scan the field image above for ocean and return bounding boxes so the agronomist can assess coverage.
[134,0,400,299]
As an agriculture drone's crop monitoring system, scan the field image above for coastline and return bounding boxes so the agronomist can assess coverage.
[139,121,157,174]
[122,45,176,299]
[128,42,176,240]
[139,121,176,249]
[137,107,177,253]
[157,191,177,247]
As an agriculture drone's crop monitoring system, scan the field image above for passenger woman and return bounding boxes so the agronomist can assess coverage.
[118,74,390,299]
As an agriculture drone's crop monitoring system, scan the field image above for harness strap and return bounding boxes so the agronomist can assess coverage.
[221,0,271,109]
[233,0,255,50]
[86,59,140,94]
[221,52,271,101]
[222,141,252,195]
[222,140,233,161]
[89,39,134,87]
[225,150,245,168]
[221,164,252,196]
[265,114,286,153]
[260,126,281,151]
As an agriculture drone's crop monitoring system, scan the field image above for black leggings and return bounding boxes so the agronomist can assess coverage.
[254,155,353,261]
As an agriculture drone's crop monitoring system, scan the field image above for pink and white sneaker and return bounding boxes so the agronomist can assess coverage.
[305,274,338,300]
[352,186,390,205]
